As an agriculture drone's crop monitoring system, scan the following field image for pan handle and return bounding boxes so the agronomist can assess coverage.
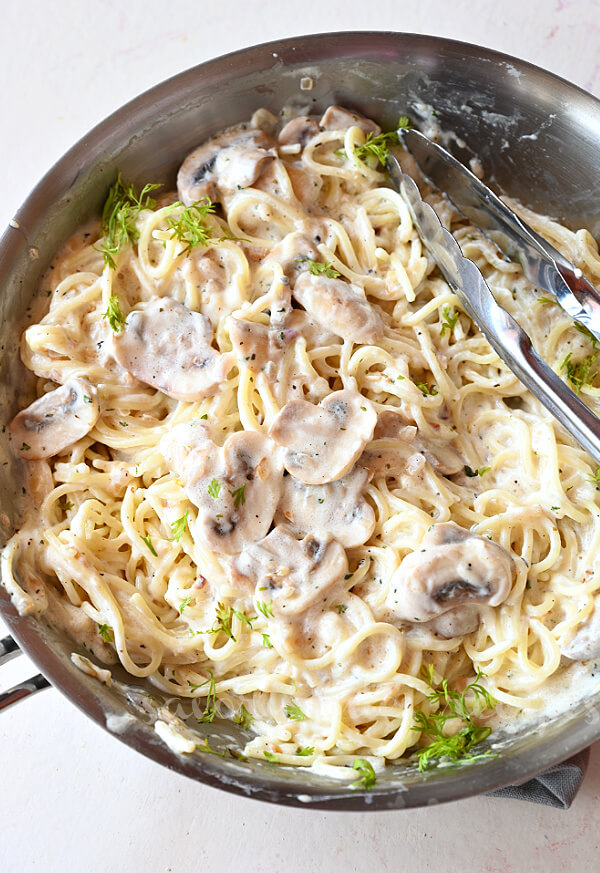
[0,634,51,712]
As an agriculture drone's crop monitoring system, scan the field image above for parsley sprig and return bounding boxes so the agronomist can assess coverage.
[168,510,189,542]
[340,116,412,168]
[412,667,497,771]
[204,602,253,642]
[561,351,598,393]
[99,173,160,268]
[440,306,459,338]
[296,258,340,278]
[167,199,216,253]
[284,701,307,721]
[351,758,377,790]
[103,295,126,333]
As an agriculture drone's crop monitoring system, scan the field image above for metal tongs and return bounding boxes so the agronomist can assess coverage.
[386,133,600,466]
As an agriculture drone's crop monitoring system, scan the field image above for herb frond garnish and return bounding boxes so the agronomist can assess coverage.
[351,758,377,790]
[537,296,557,306]
[103,295,126,333]
[234,704,254,730]
[202,602,253,642]
[256,600,274,619]
[440,306,459,337]
[296,746,315,757]
[262,633,273,648]
[207,478,222,499]
[284,701,307,721]
[99,173,161,268]
[230,484,246,508]
[98,623,113,643]
[561,351,598,393]
[296,257,340,278]
[464,465,491,478]
[168,510,189,542]
[167,198,216,253]
[589,466,600,485]
[574,321,599,349]
[196,739,225,756]
[193,670,217,723]
[179,595,192,614]
[140,534,158,557]
[412,668,497,771]
[263,750,279,762]
[339,116,412,167]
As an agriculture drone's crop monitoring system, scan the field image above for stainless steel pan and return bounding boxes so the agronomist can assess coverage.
[2,31,600,810]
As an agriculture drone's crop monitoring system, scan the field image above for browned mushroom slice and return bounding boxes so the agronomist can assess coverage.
[160,422,283,556]
[232,525,347,615]
[293,272,384,344]
[363,409,464,476]
[269,390,377,484]
[387,522,514,623]
[10,377,99,460]
[319,105,381,136]
[278,116,321,147]
[562,597,600,660]
[112,297,233,402]
[177,127,276,205]
[276,466,375,548]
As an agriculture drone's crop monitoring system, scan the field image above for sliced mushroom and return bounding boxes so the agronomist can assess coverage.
[265,229,322,286]
[177,126,276,205]
[231,525,347,615]
[319,105,381,136]
[278,116,321,147]
[293,272,384,344]
[228,315,285,376]
[285,165,323,208]
[276,466,375,548]
[269,390,377,484]
[361,409,463,477]
[387,522,514,623]
[112,297,233,402]
[160,421,283,555]
[562,597,600,661]
[10,377,99,460]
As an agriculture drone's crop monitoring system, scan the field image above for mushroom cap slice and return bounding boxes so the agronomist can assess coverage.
[562,596,600,660]
[232,525,347,616]
[276,466,375,548]
[160,422,283,556]
[293,272,384,344]
[388,521,514,622]
[112,297,233,402]
[319,105,381,136]
[278,116,320,147]
[177,127,275,205]
[228,315,285,375]
[10,377,99,460]
[361,409,463,477]
[269,390,377,485]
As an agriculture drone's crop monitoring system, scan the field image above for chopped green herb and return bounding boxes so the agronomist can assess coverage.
[98,623,113,643]
[83,394,92,403]
[574,321,599,349]
[200,413,209,420]
[440,306,459,337]
[415,381,438,397]
[263,750,279,762]
[166,199,216,253]
[412,668,497,771]
[179,595,192,613]
[561,351,598,393]
[336,604,348,614]
[230,484,246,508]
[234,704,254,730]
[196,739,225,756]
[341,116,412,167]
[103,295,127,332]
[296,746,315,757]
[589,466,600,485]
[537,296,557,306]
[207,477,222,499]
[168,510,189,542]
[141,534,158,556]
[550,505,560,512]
[464,465,490,477]
[99,174,161,268]
[351,758,377,790]
[195,670,217,723]
[284,701,307,721]
[256,600,274,619]
[262,633,273,648]
[58,497,73,512]
[295,258,340,278]
[20,442,30,451]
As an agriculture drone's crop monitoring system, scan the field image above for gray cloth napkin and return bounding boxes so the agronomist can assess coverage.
[487,748,590,809]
